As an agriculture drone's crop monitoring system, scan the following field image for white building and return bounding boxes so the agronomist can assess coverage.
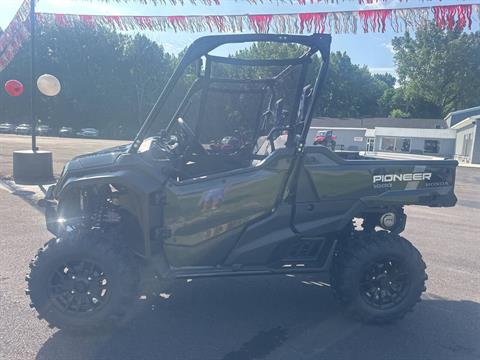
[452,115,480,164]
[309,113,480,163]
[308,116,458,159]
[370,127,457,157]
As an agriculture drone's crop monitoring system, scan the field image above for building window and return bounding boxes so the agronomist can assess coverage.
[424,139,440,154]
[380,137,395,151]
[396,138,411,153]
[366,138,375,152]
[462,133,472,156]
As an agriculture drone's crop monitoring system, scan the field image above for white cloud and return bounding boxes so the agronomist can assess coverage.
[383,42,395,55]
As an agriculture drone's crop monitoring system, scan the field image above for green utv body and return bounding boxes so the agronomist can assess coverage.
[27,34,457,332]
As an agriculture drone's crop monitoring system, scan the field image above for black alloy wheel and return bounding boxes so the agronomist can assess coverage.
[331,231,427,323]
[48,260,110,315]
[27,230,138,332]
[360,258,409,310]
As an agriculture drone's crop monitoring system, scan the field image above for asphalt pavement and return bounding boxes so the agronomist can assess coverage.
[0,134,125,178]
[0,136,479,360]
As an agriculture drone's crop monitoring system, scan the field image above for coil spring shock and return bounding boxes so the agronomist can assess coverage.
[83,186,120,229]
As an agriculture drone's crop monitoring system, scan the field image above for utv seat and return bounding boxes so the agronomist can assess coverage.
[252,134,288,167]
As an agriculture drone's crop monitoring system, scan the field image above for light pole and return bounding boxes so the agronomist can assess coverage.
[12,0,54,186]
[30,0,37,152]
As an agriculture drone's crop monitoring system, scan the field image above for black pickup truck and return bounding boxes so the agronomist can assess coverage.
[26,34,457,333]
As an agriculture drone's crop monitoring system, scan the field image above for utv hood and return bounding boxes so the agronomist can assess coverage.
[64,143,131,172]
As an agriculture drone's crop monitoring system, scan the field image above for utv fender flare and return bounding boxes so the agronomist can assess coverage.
[57,170,161,199]
[57,170,164,257]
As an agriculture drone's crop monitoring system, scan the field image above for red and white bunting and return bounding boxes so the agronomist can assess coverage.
[0,1,479,73]
[68,0,453,5]
[35,4,477,34]
[0,0,31,72]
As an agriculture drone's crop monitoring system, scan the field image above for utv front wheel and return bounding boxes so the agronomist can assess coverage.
[26,231,139,333]
[331,231,427,323]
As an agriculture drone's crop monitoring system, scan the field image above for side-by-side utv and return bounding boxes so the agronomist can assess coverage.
[26,34,458,332]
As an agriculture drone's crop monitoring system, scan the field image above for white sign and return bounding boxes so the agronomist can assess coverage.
[354,137,364,142]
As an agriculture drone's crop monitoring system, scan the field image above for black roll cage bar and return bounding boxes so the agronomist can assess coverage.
[129,33,331,154]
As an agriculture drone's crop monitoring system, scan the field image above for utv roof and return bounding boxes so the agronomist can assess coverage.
[181,34,332,64]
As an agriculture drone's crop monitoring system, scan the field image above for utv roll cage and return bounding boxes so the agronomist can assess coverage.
[129,33,331,153]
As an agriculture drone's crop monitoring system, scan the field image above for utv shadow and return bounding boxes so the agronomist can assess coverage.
[36,277,479,360]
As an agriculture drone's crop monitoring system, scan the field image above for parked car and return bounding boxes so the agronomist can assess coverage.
[76,128,99,138]
[36,125,52,136]
[58,126,74,137]
[0,123,15,133]
[15,123,32,135]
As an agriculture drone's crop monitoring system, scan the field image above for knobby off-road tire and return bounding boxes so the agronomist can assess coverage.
[331,231,427,323]
[26,230,139,333]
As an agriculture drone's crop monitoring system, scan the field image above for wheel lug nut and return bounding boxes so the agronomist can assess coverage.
[71,290,75,294]
[72,276,76,280]
[87,277,92,281]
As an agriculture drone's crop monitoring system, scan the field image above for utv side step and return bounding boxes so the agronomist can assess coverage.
[172,267,326,279]
[170,261,333,279]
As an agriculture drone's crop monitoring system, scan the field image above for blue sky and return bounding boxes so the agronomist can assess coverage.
[1,0,476,76]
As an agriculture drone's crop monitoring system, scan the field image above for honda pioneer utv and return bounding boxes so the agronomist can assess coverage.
[26,34,458,332]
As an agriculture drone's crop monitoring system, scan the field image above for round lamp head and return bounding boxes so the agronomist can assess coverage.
[5,79,24,97]
[37,74,61,96]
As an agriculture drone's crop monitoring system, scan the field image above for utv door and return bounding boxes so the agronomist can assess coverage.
[162,149,293,267]
[293,147,360,235]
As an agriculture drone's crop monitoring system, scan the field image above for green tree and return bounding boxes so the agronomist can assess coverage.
[392,23,480,117]
[232,44,394,118]
[318,52,394,117]
[124,35,174,125]
[0,24,176,139]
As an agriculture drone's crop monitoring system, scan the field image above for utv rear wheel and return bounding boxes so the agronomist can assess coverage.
[26,231,139,333]
[331,231,426,323]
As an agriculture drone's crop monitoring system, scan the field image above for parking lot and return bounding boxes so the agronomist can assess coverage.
[0,134,479,360]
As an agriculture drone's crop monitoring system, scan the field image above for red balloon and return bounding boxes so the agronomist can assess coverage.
[5,80,24,97]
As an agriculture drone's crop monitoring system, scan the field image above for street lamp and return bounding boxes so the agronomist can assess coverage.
[12,0,55,186]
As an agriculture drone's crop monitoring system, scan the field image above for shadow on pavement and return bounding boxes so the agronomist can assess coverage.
[0,177,46,214]
[35,277,480,360]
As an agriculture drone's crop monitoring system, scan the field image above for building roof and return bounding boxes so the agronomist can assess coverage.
[446,105,480,119]
[311,117,447,129]
[311,127,367,131]
[374,127,457,139]
[445,105,480,127]
[451,115,480,130]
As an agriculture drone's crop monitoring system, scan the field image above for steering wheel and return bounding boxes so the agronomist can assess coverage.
[177,118,207,156]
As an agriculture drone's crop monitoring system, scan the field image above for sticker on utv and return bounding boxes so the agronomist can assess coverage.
[373,172,432,189]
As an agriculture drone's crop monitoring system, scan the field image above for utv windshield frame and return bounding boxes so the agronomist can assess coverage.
[129,33,331,154]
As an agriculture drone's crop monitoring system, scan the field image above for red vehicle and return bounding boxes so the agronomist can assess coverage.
[313,129,336,150]
[209,136,242,154]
